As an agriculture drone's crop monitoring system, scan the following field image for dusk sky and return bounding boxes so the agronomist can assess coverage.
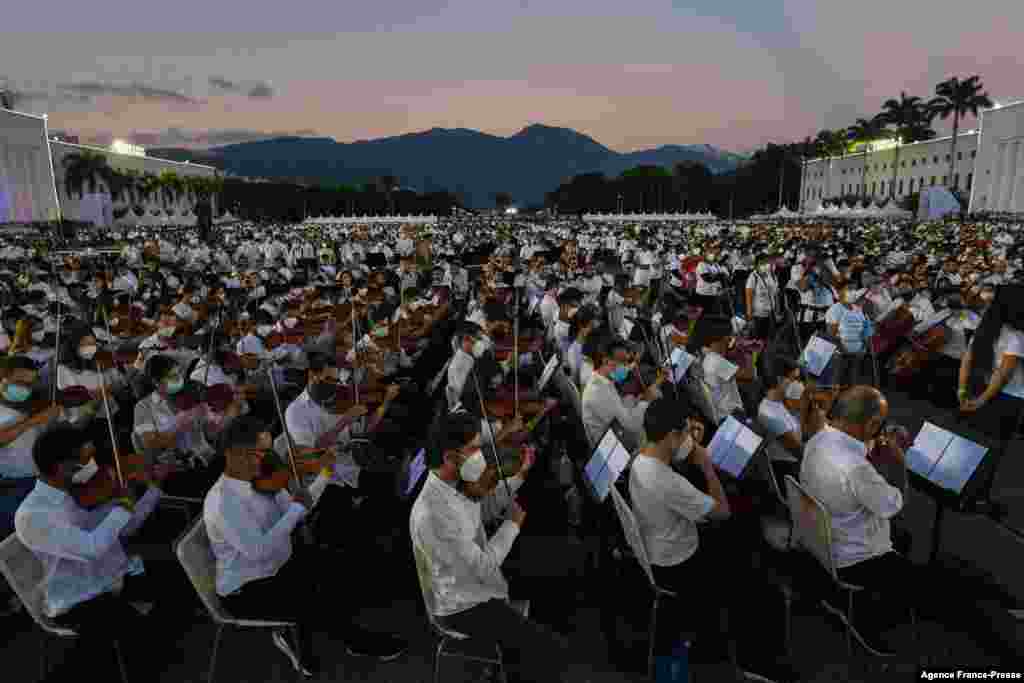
[3,0,1021,153]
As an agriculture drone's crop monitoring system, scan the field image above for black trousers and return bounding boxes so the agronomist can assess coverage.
[442,599,571,683]
[650,529,787,664]
[836,551,1018,659]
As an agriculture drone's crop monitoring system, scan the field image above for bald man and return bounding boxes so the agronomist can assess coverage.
[801,386,1019,661]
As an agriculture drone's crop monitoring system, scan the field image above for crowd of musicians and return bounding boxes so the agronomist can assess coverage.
[0,214,1022,683]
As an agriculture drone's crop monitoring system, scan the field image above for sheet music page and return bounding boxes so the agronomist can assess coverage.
[907,421,955,480]
[668,347,696,384]
[605,439,631,486]
[537,355,559,392]
[707,353,739,381]
[708,416,741,469]
[406,449,427,496]
[585,428,621,500]
[800,336,837,377]
[912,309,953,336]
[716,422,763,478]
[931,436,988,494]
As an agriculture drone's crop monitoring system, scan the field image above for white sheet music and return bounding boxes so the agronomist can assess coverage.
[908,421,988,494]
[912,309,953,337]
[800,336,837,377]
[405,449,427,497]
[585,427,630,501]
[667,347,696,384]
[708,416,763,478]
[537,355,559,393]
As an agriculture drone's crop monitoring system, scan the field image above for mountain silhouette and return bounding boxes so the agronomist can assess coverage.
[150,124,745,207]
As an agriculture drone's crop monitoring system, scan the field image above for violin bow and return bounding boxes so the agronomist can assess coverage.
[346,286,361,407]
[51,261,62,407]
[266,364,303,486]
[95,356,126,490]
[469,358,515,502]
[513,282,519,420]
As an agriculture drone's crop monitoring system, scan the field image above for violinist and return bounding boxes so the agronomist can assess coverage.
[446,321,486,411]
[581,337,660,446]
[132,355,218,494]
[139,310,199,372]
[756,355,826,457]
[0,356,63,536]
[284,352,371,454]
[56,325,126,426]
[15,424,172,683]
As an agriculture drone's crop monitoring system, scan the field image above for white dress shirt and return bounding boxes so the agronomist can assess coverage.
[629,454,713,567]
[133,391,214,462]
[15,481,160,616]
[701,350,743,423]
[409,471,524,617]
[581,372,649,446]
[446,349,475,410]
[57,365,124,420]
[757,398,801,443]
[0,405,45,478]
[204,475,314,596]
[285,389,360,487]
[800,426,902,569]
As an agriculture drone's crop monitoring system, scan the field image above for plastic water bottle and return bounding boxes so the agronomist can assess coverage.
[654,640,690,682]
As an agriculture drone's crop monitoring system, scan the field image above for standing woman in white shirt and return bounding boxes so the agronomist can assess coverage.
[694,242,728,316]
[958,285,1024,498]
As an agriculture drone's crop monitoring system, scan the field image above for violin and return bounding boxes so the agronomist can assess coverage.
[252,448,331,494]
[72,453,163,509]
[890,323,948,380]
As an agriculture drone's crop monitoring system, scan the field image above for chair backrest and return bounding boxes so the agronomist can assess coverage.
[0,533,74,635]
[174,518,230,624]
[609,487,660,594]
[783,475,837,581]
[412,541,467,638]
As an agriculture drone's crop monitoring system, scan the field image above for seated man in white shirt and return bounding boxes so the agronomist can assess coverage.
[410,411,573,683]
[801,386,1019,659]
[581,337,659,447]
[630,398,796,681]
[205,417,407,676]
[15,424,178,682]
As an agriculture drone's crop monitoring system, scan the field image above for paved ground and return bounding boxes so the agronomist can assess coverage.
[3,385,1023,682]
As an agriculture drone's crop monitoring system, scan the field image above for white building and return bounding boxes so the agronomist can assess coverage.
[801,100,1024,215]
[801,131,979,207]
[51,140,218,224]
[0,107,61,223]
[970,100,1024,213]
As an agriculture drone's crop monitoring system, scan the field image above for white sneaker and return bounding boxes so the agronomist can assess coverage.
[272,630,313,677]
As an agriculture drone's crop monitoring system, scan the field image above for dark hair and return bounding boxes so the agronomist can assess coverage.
[307,351,337,373]
[60,323,95,372]
[3,355,38,374]
[569,305,598,340]
[970,285,1024,378]
[218,416,268,454]
[146,355,178,383]
[426,411,481,468]
[600,337,631,366]
[644,397,694,443]
[692,315,732,351]
[32,424,89,478]
[761,354,801,389]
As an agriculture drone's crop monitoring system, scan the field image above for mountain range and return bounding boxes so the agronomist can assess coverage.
[150,124,746,207]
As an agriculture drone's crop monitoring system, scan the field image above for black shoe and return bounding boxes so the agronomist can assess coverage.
[819,599,897,657]
[345,633,408,662]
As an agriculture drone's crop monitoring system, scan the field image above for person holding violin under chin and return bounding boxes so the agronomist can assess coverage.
[132,355,220,496]
[14,424,175,683]
[205,416,408,677]
[581,337,662,448]
[0,356,63,536]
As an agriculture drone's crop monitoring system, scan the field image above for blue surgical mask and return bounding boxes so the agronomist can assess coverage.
[4,383,31,403]
[609,366,630,384]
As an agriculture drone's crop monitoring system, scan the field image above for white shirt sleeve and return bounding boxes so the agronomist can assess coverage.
[665,472,715,522]
[214,494,307,562]
[431,507,520,585]
[17,505,132,562]
[849,463,903,519]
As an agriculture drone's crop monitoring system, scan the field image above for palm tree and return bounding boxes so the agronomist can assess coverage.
[61,151,112,199]
[930,75,993,190]
[814,129,848,201]
[156,171,185,209]
[846,116,890,201]
[878,92,933,199]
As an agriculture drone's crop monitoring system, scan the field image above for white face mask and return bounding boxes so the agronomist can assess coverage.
[784,380,805,400]
[459,449,487,483]
[671,433,694,464]
[78,345,98,360]
[257,324,274,337]
[71,458,99,484]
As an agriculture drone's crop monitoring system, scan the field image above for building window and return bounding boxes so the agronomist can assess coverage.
[967,173,973,189]
[942,176,947,185]
[931,176,936,186]
[901,160,906,168]
[958,152,963,161]
[954,173,960,188]
[871,182,877,195]
[971,151,977,159]
[898,179,904,194]
[911,159,917,167]
[933,155,939,164]
[945,154,951,162]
